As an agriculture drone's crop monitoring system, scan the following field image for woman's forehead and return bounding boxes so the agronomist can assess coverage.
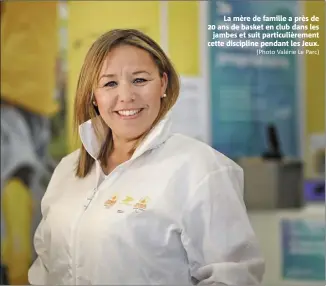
[99,46,158,76]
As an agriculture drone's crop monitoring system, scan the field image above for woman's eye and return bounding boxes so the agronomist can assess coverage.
[133,78,147,84]
[104,81,117,87]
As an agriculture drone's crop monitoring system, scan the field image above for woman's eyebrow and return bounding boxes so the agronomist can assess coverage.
[99,74,115,79]
[132,70,151,75]
[99,70,151,79]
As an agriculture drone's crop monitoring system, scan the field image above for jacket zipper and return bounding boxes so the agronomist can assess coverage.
[72,187,98,284]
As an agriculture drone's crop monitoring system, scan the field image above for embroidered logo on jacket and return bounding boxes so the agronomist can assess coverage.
[133,197,150,213]
[120,196,134,206]
[104,195,118,208]
[104,195,151,213]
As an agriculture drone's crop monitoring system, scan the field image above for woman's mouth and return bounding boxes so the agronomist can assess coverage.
[115,108,144,119]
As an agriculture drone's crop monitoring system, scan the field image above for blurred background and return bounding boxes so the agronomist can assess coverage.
[0,1,324,285]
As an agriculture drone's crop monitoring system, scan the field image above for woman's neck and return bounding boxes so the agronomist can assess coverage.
[110,147,132,165]
[103,136,137,175]
[112,136,137,160]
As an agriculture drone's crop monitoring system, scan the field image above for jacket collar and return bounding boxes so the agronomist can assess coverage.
[78,112,173,161]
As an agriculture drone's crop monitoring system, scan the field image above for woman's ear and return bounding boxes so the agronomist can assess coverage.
[92,98,100,115]
[161,72,168,94]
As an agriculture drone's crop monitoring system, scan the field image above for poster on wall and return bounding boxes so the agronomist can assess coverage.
[209,0,301,159]
[170,76,210,144]
[281,219,325,281]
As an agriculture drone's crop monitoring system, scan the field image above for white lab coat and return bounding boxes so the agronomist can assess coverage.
[28,114,265,285]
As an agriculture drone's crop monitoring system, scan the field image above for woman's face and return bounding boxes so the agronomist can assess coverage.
[94,45,168,143]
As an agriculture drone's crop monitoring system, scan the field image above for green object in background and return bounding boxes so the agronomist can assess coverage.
[281,219,325,281]
[49,111,68,160]
[49,128,67,160]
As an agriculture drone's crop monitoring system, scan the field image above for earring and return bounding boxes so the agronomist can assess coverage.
[162,93,167,98]
[92,102,100,115]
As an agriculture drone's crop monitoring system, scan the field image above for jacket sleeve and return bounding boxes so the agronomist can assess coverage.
[28,158,65,285]
[28,219,49,285]
[181,166,265,286]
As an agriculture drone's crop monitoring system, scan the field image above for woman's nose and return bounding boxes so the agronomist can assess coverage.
[118,82,134,102]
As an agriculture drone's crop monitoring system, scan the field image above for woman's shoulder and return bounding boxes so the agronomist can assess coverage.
[59,148,81,167]
[166,134,242,173]
[47,149,81,190]
[51,149,81,177]
[165,134,244,198]
[40,149,81,214]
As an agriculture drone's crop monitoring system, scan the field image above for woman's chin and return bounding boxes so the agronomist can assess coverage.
[114,129,147,143]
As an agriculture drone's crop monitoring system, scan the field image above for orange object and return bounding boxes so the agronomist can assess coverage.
[133,197,150,211]
[104,195,117,208]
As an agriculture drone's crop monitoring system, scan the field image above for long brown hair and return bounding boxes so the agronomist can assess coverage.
[74,29,180,178]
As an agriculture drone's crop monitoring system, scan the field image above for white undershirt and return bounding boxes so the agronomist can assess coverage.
[97,167,108,186]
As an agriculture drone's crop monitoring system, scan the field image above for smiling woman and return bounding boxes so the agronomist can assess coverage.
[93,44,168,169]
[28,29,265,286]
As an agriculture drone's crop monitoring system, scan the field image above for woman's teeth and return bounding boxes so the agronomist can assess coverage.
[117,109,142,117]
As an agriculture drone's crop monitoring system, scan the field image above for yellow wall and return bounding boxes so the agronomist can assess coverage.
[304,1,325,178]
[168,1,200,76]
